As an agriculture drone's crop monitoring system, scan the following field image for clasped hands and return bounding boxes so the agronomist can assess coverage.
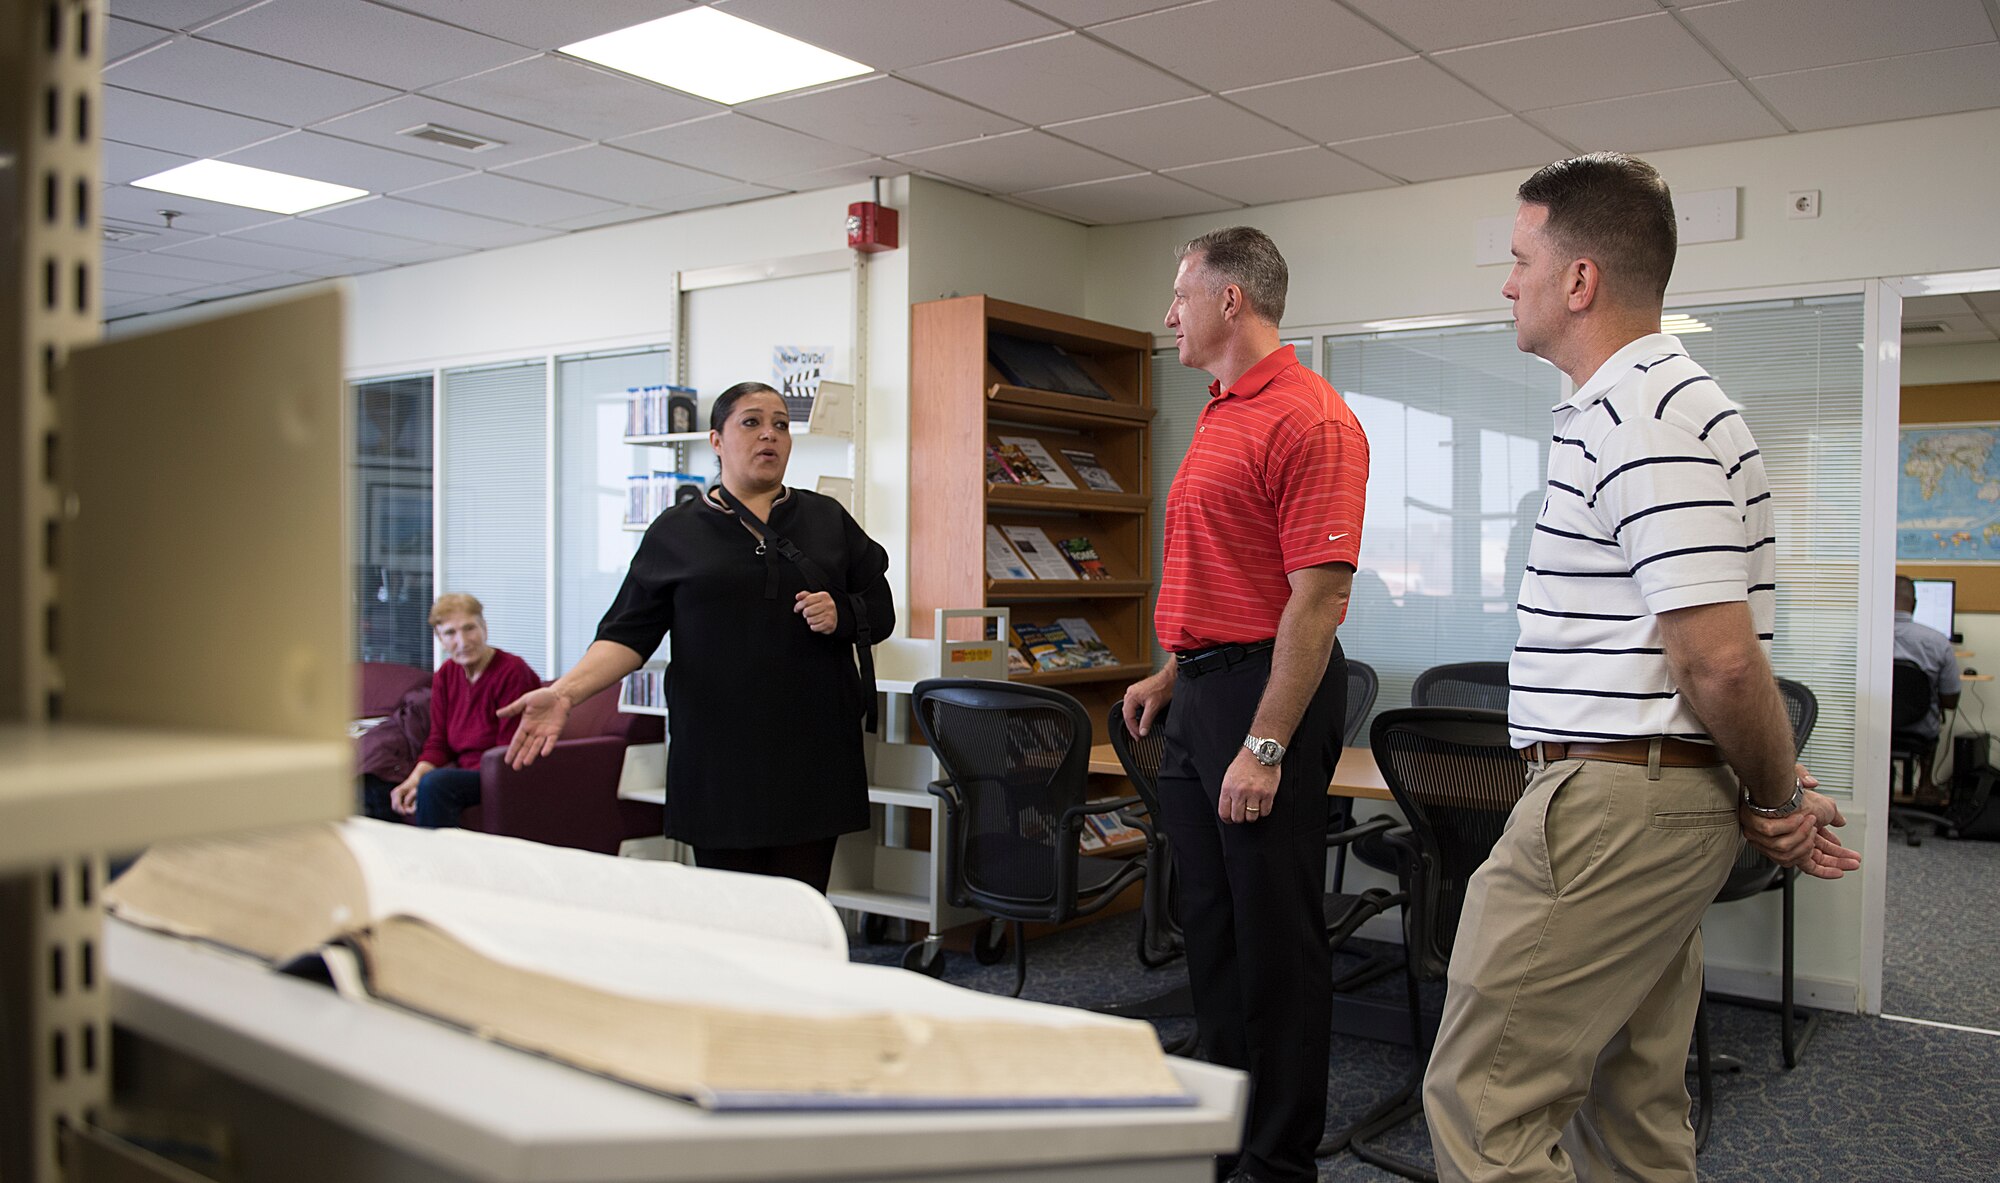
[1738,764,1862,880]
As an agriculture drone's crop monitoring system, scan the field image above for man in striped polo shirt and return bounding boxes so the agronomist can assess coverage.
[1422,154,1862,1182]
[1122,226,1368,1183]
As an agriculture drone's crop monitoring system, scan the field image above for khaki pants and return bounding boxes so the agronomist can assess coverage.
[1423,754,1742,1182]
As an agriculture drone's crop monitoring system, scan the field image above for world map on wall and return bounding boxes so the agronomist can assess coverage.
[1900,423,2000,561]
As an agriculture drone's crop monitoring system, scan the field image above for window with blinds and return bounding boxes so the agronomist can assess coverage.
[553,347,672,671]
[351,373,433,667]
[1316,296,1864,794]
[441,360,549,679]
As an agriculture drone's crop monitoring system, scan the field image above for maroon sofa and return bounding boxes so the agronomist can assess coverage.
[358,660,430,718]
[460,683,666,855]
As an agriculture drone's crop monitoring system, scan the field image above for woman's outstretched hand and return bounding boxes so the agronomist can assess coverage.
[499,686,571,769]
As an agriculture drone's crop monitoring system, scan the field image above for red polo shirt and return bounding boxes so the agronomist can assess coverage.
[1156,345,1368,653]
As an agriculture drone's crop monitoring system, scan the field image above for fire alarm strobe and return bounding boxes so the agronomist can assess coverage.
[847,177,899,253]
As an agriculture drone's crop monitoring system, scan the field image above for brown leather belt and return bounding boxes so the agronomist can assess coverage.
[1519,738,1723,767]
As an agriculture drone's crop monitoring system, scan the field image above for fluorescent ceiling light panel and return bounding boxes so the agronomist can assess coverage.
[561,8,871,105]
[1660,314,1712,334]
[131,160,367,214]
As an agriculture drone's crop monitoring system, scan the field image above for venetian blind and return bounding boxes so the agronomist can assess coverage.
[441,359,549,678]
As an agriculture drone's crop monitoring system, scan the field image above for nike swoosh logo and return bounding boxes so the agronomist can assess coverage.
[1329,533,1348,541]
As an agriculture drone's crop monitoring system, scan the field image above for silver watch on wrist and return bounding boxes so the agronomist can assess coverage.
[1743,778,1805,818]
[1243,735,1286,767]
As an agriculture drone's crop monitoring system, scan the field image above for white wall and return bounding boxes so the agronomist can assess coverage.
[1905,341,2000,386]
[906,176,1092,316]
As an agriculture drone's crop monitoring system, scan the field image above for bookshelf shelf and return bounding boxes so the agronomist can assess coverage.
[621,522,648,532]
[986,579,1151,600]
[913,296,1157,747]
[986,486,1149,514]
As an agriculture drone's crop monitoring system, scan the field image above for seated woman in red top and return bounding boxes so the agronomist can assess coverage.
[390,593,541,828]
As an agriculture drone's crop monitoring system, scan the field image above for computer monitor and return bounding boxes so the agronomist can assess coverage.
[1911,577,1957,642]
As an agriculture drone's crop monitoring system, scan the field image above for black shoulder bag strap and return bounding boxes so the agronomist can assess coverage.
[712,486,878,732]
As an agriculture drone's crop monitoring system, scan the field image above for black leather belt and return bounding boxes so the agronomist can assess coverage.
[1174,639,1275,679]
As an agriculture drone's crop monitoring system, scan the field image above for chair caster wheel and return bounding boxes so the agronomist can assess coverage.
[972,919,1008,965]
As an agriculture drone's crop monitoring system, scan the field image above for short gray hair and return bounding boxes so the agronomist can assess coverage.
[1176,226,1288,326]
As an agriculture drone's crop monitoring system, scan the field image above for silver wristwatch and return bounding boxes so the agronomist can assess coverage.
[1243,735,1286,767]
[1743,779,1805,818]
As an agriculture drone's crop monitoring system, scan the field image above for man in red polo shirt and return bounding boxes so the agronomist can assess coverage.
[1123,227,1368,1183]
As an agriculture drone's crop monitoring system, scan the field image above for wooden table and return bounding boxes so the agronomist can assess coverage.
[1089,744,1394,802]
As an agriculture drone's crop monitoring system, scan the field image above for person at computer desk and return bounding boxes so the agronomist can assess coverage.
[498,381,894,893]
[1894,574,1962,796]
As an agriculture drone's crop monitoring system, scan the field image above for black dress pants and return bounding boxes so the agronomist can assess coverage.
[1156,640,1344,1183]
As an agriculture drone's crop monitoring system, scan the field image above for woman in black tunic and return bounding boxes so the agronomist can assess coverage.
[499,382,894,892]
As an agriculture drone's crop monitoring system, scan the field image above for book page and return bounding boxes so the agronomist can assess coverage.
[1000,525,1079,581]
[340,821,848,959]
[984,524,1033,580]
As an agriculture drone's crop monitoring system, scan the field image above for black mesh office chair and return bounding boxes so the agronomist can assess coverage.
[1691,677,1822,1148]
[1334,660,1382,893]
[1345,659,1380,746]
[1410,661,1510,711]
[914,679,1147,996]
[1888,658,1955,846]
[1330,707,1526,1180]
[1104,699,1181,969]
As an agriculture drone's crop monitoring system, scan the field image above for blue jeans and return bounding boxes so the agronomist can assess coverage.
[413,767,482,829]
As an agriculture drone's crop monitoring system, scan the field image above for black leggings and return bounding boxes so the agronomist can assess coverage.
[692,836,841,894]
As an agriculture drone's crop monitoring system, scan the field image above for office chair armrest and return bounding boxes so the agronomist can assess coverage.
[1326,813,1399,850]
[1059,794,1141,828]
[924,778,973,909]
[924,776,963,812]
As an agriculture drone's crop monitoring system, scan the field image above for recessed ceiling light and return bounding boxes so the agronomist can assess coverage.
[130,160,368,215]
[560,7,872,105]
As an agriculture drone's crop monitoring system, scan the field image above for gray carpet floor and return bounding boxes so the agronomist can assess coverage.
[1883,832,2000,1029]
[855,908,2000,1180]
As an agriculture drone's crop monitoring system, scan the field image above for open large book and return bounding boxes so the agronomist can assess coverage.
[106,820,1188,1110]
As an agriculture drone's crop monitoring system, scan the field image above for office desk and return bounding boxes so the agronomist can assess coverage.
[1089,744,1395,803]
[109,920,1247,1183]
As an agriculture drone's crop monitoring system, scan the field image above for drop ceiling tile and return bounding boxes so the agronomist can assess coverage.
[106,294,196,320]
[99,218,207,251]
[1334,116,1570,184]
[1013,0,1192,24]
[110,1,256,32]
[220,131,472,194]
[642,181,786,214]
[99,249,267,285]
[1227,57,1502,144]
[746,77,1023,157]
[896,130,1134,193]
[1012,172,1239,225]
[310,95,588,170]
[101,139,196,184]
[1163,146,1397,205]
[716,0,1062,70]
[614,113,872,180]
[423,55,722,141]
[1050,96,1308,171]
[103,86,289,158]
[1906,313,1997,339]
[539,206,666,232]
[98,185,288,235]
[1905,294,1974,317]
[152,233,351,273]
[1435,14,1734,112]
[198,0,531,90]
[754,157,901,193]
[287,255,406,279]
[1342,0,1659,52]
[306,195,563,248]
[396,172,624,226]
[98,268,207,296]
[174,279,288,303]
[494,145,730,206]
[227,216,450,263]
[1682,0,1996,77]
[1753,43,2000,131]
[107,16,172,63]
[901,32,1198,125]
[1528,81,1785,153]
[1965,291,2000,316]
[103,36,399,126]
[378,0,703,51]
[1091,0,1406,90]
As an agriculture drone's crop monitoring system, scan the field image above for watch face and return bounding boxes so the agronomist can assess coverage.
[1251,739,1282,765]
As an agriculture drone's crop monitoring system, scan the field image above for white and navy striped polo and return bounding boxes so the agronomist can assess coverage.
[1509,332,1774,748]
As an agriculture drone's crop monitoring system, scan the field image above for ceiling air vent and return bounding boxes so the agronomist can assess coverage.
[398,123,501,152]
[1903,321,1950,336]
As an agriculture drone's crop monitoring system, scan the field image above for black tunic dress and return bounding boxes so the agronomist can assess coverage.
[594,488,895,849]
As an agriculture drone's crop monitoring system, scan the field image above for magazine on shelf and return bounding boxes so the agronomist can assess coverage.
[996,437,1076,490]
[1007,646,1032,676]
[1088,812,1148,848]
[105,821,1190,1111]
[993,442,1049,486]
[984,525,1035,582]
[1054,617,1120,668]
[987,334,1110,400]
[1011,623,1078,673]
[1000,525,1079,581]
[1059,449,1123,493]
[1057,536,1111,580]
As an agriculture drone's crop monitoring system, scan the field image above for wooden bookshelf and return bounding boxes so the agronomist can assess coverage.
[911,296,1157,746]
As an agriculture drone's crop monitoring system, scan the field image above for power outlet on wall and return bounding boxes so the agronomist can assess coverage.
[1788,190,1821,219]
